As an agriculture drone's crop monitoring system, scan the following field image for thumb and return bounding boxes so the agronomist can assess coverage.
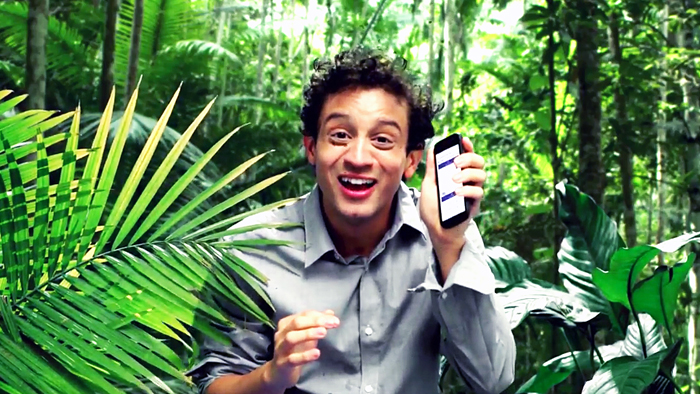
[422,146,436,186]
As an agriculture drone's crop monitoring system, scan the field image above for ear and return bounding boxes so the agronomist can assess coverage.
[403,149,423,179]
[303,135,316,165]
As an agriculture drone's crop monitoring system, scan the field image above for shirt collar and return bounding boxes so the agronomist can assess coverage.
[303,182,427,269]
[303,184,336,268]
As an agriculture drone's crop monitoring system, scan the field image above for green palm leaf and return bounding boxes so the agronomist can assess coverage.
[114,0,208,89]
[0,88,287,393]
[0,2,97,87]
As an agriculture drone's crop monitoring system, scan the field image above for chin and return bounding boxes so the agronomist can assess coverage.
[337,206,376,225]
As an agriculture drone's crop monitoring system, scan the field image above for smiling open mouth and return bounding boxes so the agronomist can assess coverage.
[339,176,377,191]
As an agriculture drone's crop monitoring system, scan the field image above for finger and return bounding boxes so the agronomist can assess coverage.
[290,314,340,332]
[280,311,339,331]
[423,145,436,184]
[279,327,327,352]
[285,348,321,366]
[462,137,474,153]
[454,152,485,170]
[451,169,486,186]
[455,185,485,200]
[278,310,319,328]
[300,309,336,319]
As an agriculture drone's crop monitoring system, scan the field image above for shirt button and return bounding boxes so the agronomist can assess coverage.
[364,326,373,336]
[364,385,374,393]
[441,292,448,299]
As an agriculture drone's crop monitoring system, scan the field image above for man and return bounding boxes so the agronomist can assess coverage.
[188,47,516,394]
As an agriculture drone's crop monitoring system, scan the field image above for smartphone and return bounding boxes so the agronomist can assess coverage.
[434,133,473,228]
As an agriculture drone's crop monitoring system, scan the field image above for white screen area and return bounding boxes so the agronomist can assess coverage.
[435,145,466,221]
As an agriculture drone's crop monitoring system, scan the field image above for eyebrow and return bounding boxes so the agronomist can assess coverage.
[321,112,350,127]
[321,112,403,132]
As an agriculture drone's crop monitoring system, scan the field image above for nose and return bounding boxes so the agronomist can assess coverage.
[344,138,373,169]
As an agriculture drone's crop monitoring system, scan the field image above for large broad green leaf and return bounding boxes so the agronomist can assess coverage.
[558,234,611,314]
[0,88,282,393]
[496,279,582,329]
[556,182,625,312]
[620,314,666,360]
[631,254,695,333]
[581,351,666,394]
[516,343,623,394]
[485,246,531,288]
[592,233,699,329]
[516,313,665,394]
[527,299,603,330]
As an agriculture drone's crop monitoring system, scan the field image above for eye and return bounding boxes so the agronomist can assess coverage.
[373,135,395,148]
[332,131,349,139]
[330,130,350,140]
[329,130,351,144]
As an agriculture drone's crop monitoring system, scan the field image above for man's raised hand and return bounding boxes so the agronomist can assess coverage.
[262,310,340,390]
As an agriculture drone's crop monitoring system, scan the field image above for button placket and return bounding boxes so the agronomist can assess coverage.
[358,264,381,394]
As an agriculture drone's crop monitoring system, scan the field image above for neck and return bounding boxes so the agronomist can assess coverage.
[321,195,397,259]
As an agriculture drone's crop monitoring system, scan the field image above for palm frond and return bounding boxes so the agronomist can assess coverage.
[158,40,242,64]
[114,0,208,88]
[0,87,293,393]
[0,2,97,87]
[56,103,228,243]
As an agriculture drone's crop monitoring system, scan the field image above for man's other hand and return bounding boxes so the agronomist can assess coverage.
[420,136,486,278]
[262,310,340,390]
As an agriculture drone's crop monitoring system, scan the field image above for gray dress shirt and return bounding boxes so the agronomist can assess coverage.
[188,182,516,394]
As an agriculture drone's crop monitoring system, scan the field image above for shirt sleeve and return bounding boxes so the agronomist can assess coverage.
[411,221,516,394]
[185,272,275,394]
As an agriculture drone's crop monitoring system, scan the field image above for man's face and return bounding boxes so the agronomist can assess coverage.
[303,87,422,228]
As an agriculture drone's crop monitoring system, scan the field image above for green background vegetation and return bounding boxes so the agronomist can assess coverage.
[1,0,700,393]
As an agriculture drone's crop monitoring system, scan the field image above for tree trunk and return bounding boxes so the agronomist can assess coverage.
[124,0,144,102]
[575,0,605,205]
[656,4,670,264]
[301,1,309,87]
[546,0,563,387]
[100,0,120,111]
[272,0,284,95]
[678,5,700,390]
[442,0,456,133]
[608,11,637,247]
[286,0,295,95]
[352,1,368,46]
[323,0,333,56]
[546,0,559,281]
[647,188,653,244]
[428,0,435,91]
[26,0,49,110]
[255,0,269,123]
[215,4,229,129]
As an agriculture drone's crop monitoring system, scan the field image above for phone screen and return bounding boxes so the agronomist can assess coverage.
[435,144,466,222]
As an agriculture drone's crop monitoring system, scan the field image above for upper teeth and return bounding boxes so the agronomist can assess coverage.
[341,177,374,185]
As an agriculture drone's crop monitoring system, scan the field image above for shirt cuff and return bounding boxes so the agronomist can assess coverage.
[408,221,495,295]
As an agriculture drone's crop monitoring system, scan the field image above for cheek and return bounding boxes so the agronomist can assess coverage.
[314,147,342,173]
[379,154,410,179]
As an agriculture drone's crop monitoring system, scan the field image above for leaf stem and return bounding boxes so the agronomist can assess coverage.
[588,326,604,364]
[15,239,173,305]
[659,270,674,343]
[628,255,647,358]
[594,344,604,365]
[560,327,585,381]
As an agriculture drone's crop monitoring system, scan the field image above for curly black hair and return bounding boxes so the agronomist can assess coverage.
[300,47,442,152]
